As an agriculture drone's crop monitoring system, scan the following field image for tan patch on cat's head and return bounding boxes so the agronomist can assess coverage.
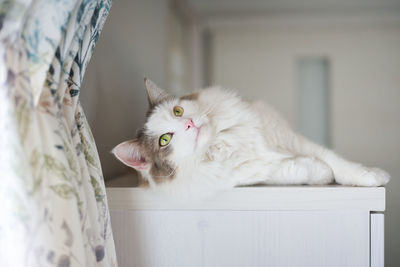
[180,92,199,101]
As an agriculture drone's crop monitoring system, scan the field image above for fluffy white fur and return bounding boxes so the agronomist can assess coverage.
[113,80,390,197]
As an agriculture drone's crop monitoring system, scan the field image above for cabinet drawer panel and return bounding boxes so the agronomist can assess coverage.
[110,210,369,267]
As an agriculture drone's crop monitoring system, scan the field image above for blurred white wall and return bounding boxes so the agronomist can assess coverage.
[209,15,400,266]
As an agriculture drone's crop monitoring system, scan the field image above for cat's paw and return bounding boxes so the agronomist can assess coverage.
[358,167,391,186]
[336,167,391,186]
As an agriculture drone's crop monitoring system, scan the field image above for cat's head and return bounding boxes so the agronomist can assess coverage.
[112,78,212,185]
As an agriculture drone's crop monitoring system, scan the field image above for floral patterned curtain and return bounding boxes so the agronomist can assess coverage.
[0,0,117,266]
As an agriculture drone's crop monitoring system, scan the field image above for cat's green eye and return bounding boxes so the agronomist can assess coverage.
[159,133,172,147]
[173,106,184,117]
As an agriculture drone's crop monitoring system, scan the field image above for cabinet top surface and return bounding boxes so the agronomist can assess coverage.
[106,186,386,211]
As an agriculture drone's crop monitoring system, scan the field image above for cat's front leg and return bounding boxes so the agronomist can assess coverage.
[311,147,390,186]
[268,156,334,185]
[282,134,391,186]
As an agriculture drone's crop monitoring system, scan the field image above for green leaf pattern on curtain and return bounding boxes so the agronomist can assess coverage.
[0,0,117,266]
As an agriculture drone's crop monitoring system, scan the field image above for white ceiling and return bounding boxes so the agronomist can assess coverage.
[187,0,400,17]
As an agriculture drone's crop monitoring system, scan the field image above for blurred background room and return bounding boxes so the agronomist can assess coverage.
[80,0,400,265]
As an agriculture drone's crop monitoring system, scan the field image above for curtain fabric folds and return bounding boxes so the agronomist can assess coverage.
[0,0,117,266]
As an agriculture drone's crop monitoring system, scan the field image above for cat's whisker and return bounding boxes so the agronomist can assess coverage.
[152,167,177,179]
[199,103,216,119]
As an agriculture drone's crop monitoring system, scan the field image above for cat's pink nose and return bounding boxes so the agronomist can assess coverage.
[185,119,195,131]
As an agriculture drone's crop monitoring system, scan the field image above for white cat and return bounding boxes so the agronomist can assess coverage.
[112,78,390,195]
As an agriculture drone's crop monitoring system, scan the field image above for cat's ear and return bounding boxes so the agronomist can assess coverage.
[144,77,168,106]
[112,140,148,171]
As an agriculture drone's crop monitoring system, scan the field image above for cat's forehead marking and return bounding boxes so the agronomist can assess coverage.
[148,143,176,183]
[138,131,177,183]
[138,129,173,158]
[180,92,199,101]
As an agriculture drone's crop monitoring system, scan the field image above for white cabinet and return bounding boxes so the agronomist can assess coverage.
[106,186,385,267]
